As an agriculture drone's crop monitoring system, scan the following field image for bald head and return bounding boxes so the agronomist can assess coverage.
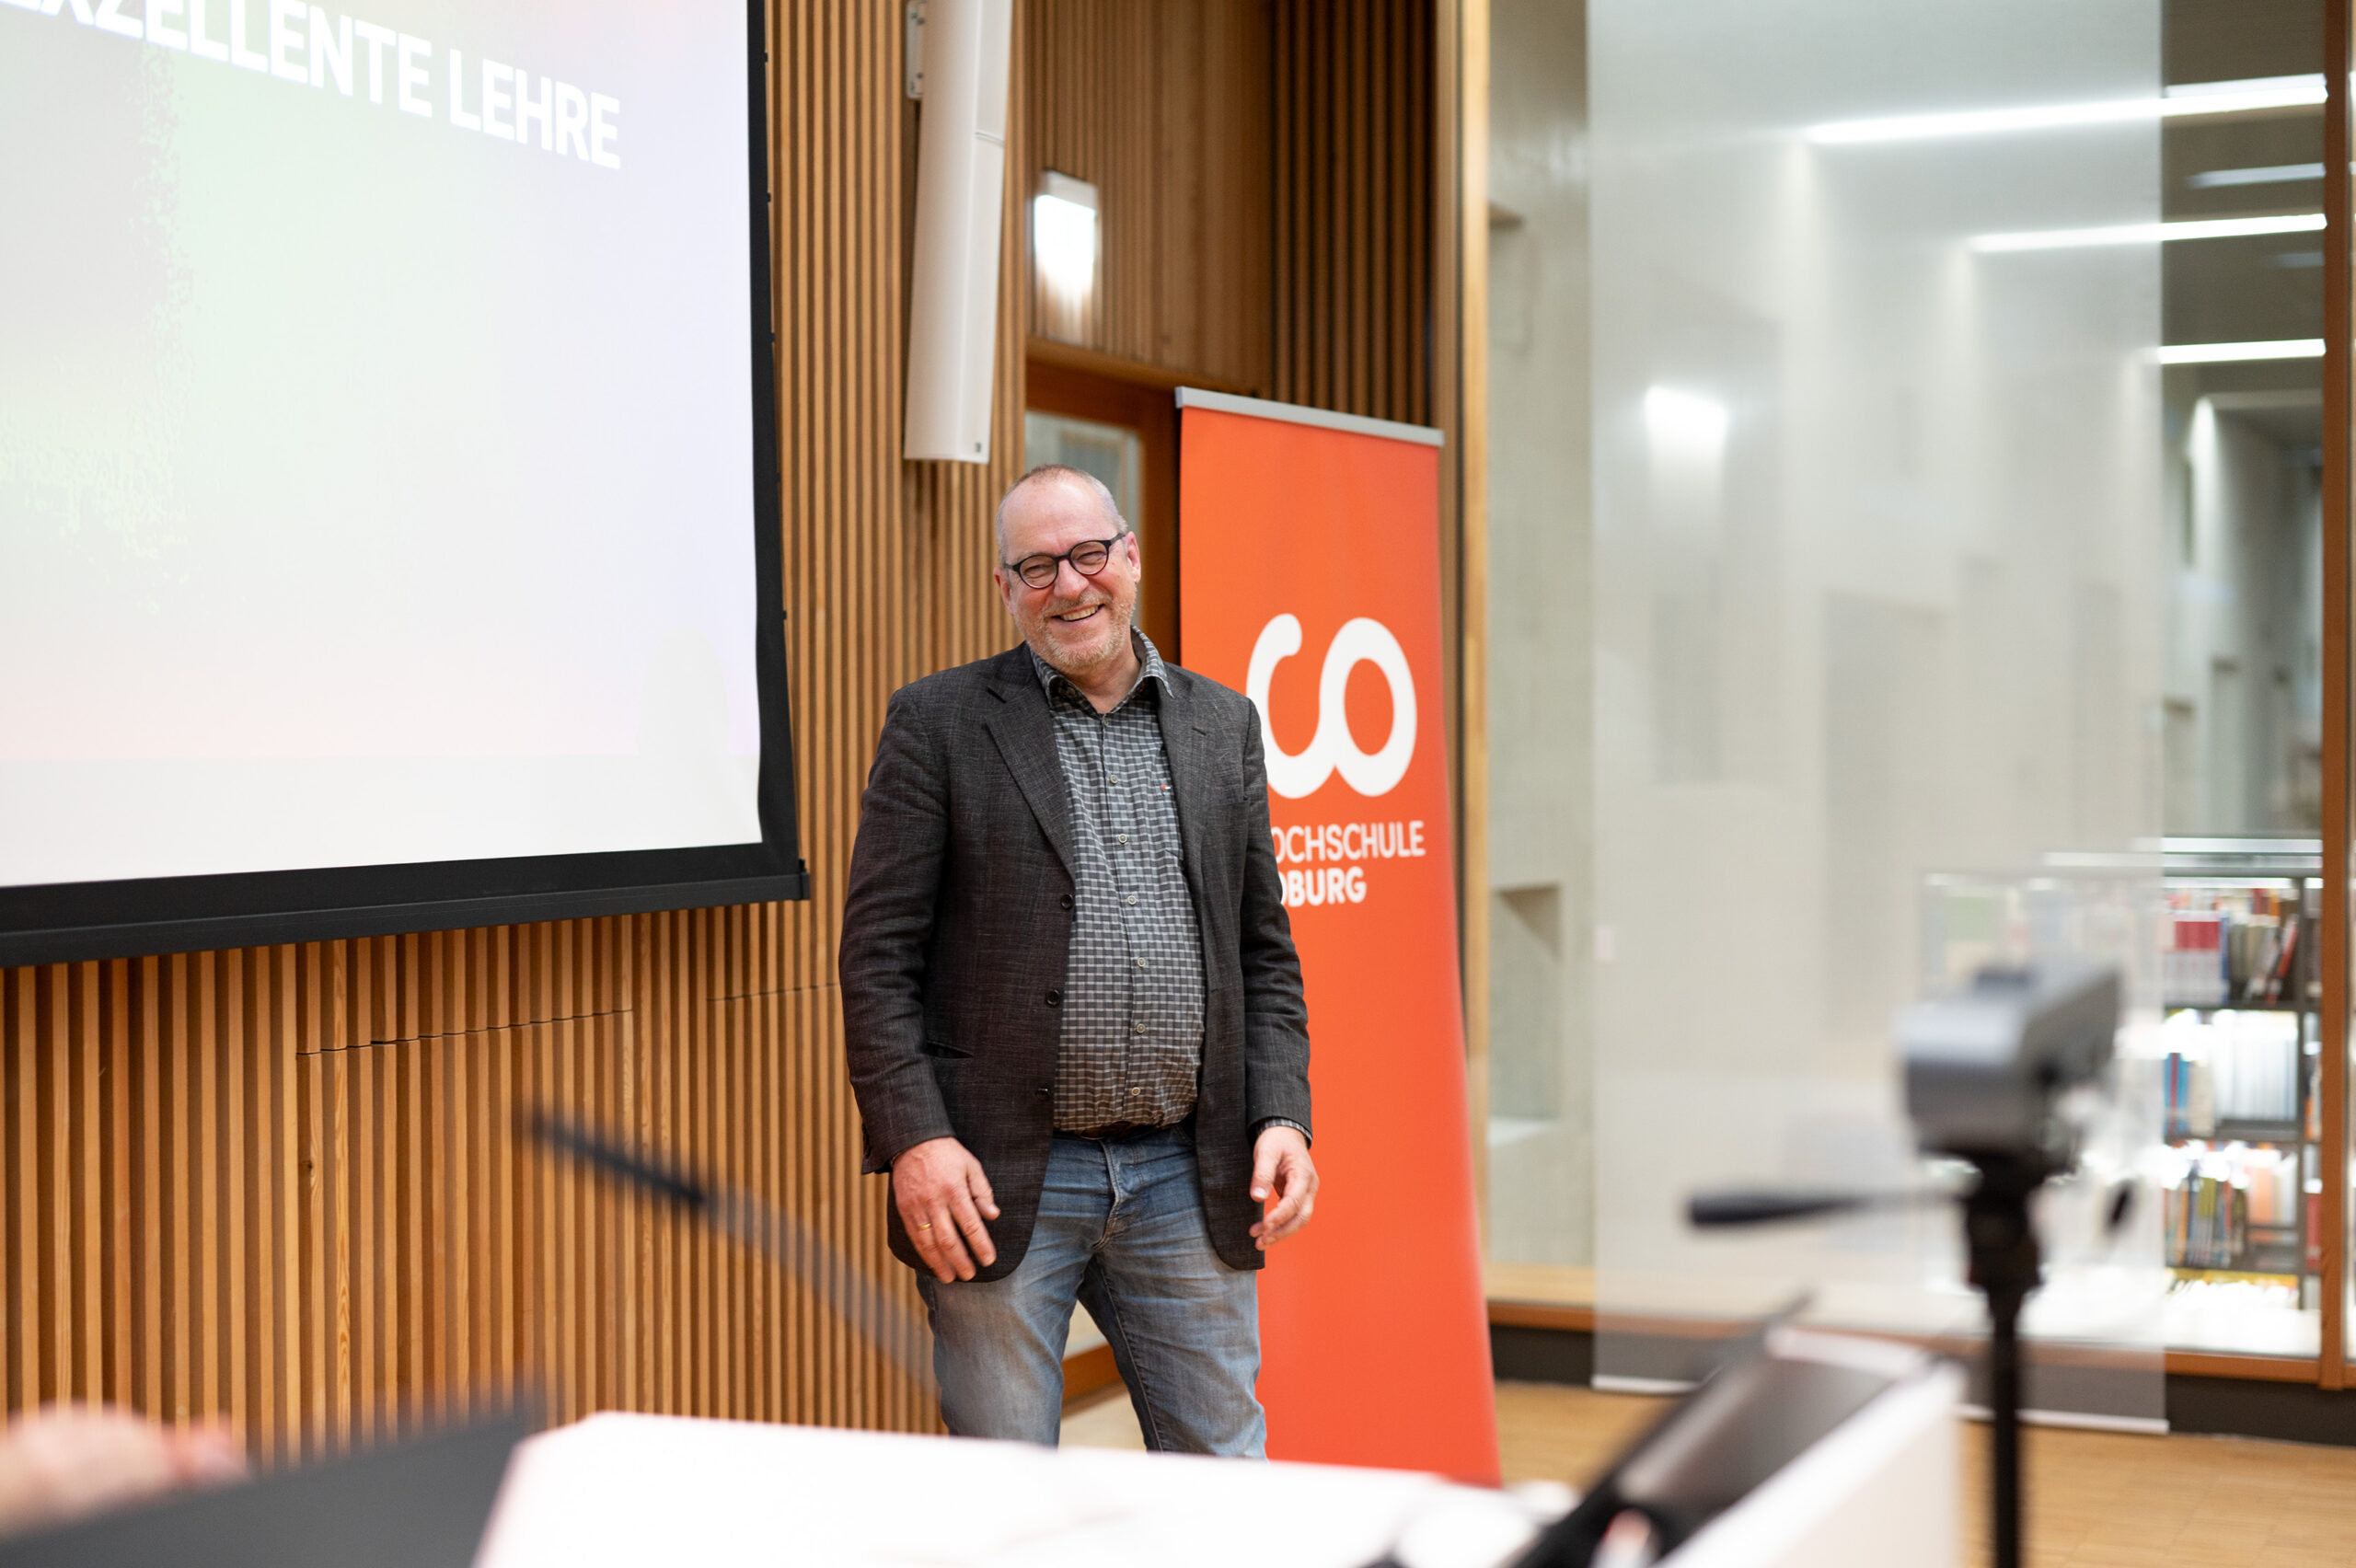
[991,462,1142,695]
[995,465,1124,560]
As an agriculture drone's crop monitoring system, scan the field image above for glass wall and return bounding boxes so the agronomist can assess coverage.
[2151,0,2327,1358]
[1471,0,2356,1409]
[1486,0,2337,1375]
[1483,0,1595,1299]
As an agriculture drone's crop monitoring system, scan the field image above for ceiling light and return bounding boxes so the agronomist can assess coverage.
[2164,75,2325,110]
[1807,74,2323,146]
[2189,162,2326,189]
[1033,170,1098,343]
[1644,386,1729,459]
[2155,339,2325,364]
[1970,212,2324,252]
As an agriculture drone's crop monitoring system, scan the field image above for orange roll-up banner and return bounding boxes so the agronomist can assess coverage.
[1176,389,1498,1482]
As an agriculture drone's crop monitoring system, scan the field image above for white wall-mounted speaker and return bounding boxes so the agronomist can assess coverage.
[904,0,1014,464]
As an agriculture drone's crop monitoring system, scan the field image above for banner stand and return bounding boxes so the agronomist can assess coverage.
[1177,387,1498,1482]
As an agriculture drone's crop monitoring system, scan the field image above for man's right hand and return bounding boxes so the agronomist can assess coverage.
[891,1136,999,1282]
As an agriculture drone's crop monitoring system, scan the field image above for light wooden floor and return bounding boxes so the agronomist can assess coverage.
[1496,1383,2356,1568]
[1068,1381,2356,1566]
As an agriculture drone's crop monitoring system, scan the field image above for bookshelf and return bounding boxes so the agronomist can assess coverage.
[1923,843,2327,1360]
[2157,856,2322,1345]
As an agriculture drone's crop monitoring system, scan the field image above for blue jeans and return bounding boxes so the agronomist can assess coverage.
[918,1124,1265,1456]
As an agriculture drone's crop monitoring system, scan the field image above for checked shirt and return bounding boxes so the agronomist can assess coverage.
[1031,633,1207,1134]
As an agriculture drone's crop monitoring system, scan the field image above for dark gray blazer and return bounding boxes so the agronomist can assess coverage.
[839,643,1312,1279]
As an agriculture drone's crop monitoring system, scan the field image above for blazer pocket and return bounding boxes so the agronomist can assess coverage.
[919,1039,972,1059]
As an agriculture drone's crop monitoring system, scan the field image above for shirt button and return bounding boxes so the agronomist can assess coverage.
[1116,834,1128,845]
[1125,894,1138,906]
[1131,1023,1147,1035]
[1135,958,1146,970]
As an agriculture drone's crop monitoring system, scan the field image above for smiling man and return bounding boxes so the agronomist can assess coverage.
[839,464,1316,1454]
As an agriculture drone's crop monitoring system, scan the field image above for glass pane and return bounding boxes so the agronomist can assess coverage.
[1023,410,1144,540]
[1486,0,2188,1421]
[1484,0,1595,1310]
[2155,0,2326,1360]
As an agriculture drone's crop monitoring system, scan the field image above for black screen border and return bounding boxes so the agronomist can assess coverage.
[0,0,808,970]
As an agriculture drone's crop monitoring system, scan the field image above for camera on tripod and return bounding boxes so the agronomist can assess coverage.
[1511,961,2125,1568]
[1900,960,2120,1167]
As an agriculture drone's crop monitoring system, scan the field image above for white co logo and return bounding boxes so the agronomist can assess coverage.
[1245,615,1417,799]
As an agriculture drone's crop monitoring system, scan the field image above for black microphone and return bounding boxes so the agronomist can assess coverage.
[524,1110,933,1388]
[1687,1188,1944,1228]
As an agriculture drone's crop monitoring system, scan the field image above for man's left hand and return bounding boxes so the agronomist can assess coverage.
[1248,1125,1318,1250]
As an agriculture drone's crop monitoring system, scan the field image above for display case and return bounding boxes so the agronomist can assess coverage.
[2155,870,2321,1357]
[2152,844,2322,1355]
[1923,843,2324,1359]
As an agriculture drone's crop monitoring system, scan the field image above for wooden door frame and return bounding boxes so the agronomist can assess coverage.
[2322,0,2352,1391]
[1445,0,1492,1258]
[1022,345,1196,659]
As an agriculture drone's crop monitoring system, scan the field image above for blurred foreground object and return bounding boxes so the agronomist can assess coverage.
[525,1111,930,1386]
[1507,1331,1958,1568]
[1899,961,2119,1163]
[476,1411,1549,1568]
[0,1407,243,1539]
[1689,961,2124,1568]
[0,1415,522,1568]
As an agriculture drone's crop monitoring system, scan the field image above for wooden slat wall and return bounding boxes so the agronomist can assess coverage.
[1018,0,1434,419]
[1272,0,1437,428]
[0,0,1449,1459]
[0,915,947,1458]
[1023,0,1274,390]
[1271,0,1456,901]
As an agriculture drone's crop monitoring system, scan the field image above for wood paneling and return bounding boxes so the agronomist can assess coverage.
[1443,0,1488,1245]
[1017,0,1440,424]
[0,918,947,1456]
[2163,1352,2322,1384]
[1272,0,1436,430]
[0,0,1456,1458]
[1022,0,1273,390]
[1271,0,1463,1000]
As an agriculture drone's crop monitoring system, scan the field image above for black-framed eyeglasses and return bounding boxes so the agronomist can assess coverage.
[1002,532,1130,591]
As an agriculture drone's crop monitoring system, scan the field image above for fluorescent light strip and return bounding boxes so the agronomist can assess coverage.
[1970,212,2324,252]
[1807,74,2323,146]
[2156,339,2325,364]
[2189,162,2326,189]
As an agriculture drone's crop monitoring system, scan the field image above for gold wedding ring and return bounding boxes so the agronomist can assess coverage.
[915,1221,933,1230]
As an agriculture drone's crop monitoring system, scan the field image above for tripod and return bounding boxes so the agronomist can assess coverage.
[1691,1148,2050,1568]
[1959,1152,2042,1568]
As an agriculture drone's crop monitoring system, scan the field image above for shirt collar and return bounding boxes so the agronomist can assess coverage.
[1030,629,1169,709]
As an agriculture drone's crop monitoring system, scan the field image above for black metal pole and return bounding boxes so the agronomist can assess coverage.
[1986,1279,2024,1568]
[1964,1156,2039,1568]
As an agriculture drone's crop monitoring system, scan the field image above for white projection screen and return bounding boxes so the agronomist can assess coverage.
[0,0,805,965]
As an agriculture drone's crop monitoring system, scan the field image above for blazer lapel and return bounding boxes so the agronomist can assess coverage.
[1155,673,1218,892]
[982,657,1080,878]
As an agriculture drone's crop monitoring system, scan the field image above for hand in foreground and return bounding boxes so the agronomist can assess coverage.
[892,1136,1000,1283]
[1249,1125,1318,1250]
[0,1403,247,1539]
